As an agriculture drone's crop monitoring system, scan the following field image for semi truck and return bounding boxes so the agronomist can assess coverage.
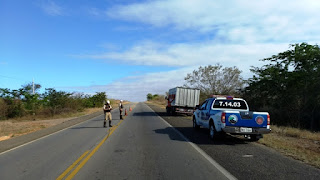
[166,87,200,115]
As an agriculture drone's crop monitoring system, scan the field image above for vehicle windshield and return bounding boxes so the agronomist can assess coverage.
[212,99,248,110]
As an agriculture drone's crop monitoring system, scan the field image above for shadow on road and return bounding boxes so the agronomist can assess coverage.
[153,127,186,141]
[70,127,105,129]
[153,126,248,145]
[92,119,103,122]
[133,112,158,116]
[133,111,188,117]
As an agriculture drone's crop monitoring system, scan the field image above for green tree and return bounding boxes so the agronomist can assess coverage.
[243,43,320,130]
[0,88,26,118]
[147,93,153,101]
[20,83,42,115]
[184,64,244,102]
[0,98,8,120]
[91,92,107,107]
[43,88,73,116]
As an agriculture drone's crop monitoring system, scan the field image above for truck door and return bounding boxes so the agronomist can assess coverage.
[201,99,213,126]
[198,100,207,124]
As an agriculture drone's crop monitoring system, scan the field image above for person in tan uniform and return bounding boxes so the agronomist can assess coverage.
[103,100,112,127]
[119,100,123,120]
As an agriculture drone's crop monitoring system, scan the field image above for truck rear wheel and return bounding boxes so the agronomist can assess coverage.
[166,107,171,115]
[193,116,200,130]
[249,134,260,141]
[171,107,176,116]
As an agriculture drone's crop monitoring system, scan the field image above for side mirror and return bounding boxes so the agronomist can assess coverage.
[165,96,168,100]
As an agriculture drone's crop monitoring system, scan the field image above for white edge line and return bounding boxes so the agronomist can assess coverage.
[145,104,238,180]
[0,114,104,156]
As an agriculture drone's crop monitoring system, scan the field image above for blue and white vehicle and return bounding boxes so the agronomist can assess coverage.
[193,96,271,141]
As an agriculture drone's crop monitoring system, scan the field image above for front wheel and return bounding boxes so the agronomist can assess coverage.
[193,117,200,130]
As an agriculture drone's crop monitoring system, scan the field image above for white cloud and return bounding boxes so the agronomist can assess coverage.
[72,41,292,102]
[106,0,320,43]
[69,0,320,102]
[79,41,289,72]
[88,7,100,17]
[40,0,64,16]
[59,67,195,102]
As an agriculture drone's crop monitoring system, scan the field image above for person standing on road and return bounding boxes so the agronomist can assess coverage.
[103,100,113,127]
[119,100,124,120]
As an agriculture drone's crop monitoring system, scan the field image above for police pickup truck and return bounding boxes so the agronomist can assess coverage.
[193,96,271,141]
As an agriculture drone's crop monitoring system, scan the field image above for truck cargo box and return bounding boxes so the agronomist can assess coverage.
[168,87,200,107]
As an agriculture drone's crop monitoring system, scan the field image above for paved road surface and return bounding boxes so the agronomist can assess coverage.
[0,103,234,180]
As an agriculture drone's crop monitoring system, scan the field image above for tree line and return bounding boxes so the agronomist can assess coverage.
[169,42,319,131]
[0,83,106,120]
[243,43,320,131]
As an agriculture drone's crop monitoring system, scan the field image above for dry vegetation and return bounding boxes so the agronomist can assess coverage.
[147,96,167,108]
[0,100,127,142]
[259,125,320,168]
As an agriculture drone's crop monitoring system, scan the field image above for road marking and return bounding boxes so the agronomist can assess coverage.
[242,154,253,158]
[145,104,238,180]
[56,150,89,180]
[58,120,123,180]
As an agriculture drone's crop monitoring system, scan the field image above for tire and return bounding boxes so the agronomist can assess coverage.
[209,122,216,140]
[171,107,176,116]
[193,116,200,130]
[249,134,260,141]
[166,107,171,115]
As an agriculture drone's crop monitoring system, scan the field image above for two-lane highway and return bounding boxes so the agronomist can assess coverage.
[0,103,235,180]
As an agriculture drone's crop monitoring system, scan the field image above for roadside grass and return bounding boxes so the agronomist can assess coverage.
[147,101,320,169]
[259,125,320,168]
[0,100,129,141]
[8,107,102,122]
[146,98,167,109]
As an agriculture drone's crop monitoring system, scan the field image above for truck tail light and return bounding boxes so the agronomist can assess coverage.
[226,96,233,100]
[267,114,270,125]
[221,112,226,123]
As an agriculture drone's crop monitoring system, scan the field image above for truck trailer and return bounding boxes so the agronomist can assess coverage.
[166,87,200,115]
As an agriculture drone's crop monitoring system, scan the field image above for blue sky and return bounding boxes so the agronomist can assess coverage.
[1,0,320,102]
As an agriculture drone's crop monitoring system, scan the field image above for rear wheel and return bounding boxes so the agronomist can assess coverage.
[171,107,176,116]
[209,122,216,140]
[249,134,260,141]
[193,116,200,130]
[166,107,171,115]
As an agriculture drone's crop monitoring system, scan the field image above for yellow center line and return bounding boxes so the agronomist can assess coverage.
[57,120,123,180]
[56,150,89,180]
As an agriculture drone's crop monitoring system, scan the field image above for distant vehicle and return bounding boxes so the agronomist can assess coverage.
[166,87,200,115]
[193,96,271,141]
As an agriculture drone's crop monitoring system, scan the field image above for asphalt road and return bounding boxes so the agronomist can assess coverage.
[146,103,320,180]
[0,103,235,180]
